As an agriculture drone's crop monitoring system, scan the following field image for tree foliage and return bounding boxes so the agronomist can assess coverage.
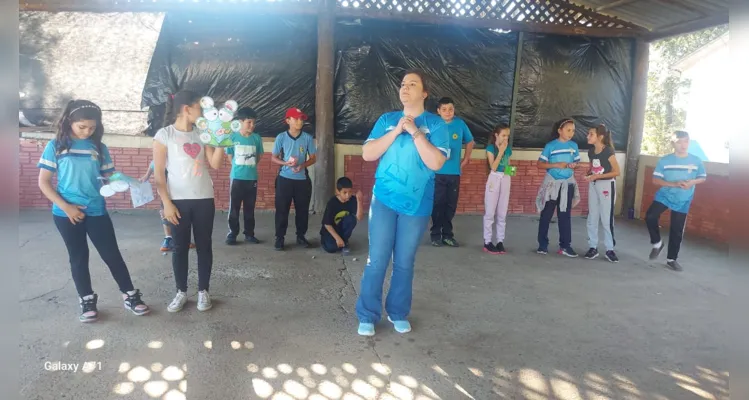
[642,25,728,156]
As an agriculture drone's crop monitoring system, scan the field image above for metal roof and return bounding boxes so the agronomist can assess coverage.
[571,0,729,39]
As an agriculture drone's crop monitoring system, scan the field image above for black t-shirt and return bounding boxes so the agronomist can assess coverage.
[320,196,358,235]
[588,146,614,176]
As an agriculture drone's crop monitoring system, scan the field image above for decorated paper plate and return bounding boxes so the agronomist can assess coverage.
[100,185,116,197]
[195,96,240,148]
[110,180,130,193]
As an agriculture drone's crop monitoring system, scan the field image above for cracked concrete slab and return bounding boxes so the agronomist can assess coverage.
[19,210,730,400]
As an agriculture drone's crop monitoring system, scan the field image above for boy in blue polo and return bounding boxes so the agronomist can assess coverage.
[225,107,264,245]
[645,131,706,271]
[271,107,317,251]
[430,97,475,247]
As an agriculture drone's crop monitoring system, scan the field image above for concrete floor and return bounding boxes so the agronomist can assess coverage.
[19,210,730,400]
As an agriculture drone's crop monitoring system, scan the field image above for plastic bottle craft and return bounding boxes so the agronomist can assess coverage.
[98,172,138,197]
[195,96,240,148]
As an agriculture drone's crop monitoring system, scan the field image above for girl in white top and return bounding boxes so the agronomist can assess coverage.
[153,90,224,313]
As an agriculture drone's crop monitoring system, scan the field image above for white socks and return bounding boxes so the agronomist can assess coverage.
[653,241,662,249]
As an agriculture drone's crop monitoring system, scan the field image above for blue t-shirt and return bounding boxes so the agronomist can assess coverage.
[226,132,264,181]
[437,118,474,176]
[366,111,449,216]
[272,131,317,180]
[37,139,115,217]
[486,144,513,172]
[539,139,580,180]
[653,153,707,213]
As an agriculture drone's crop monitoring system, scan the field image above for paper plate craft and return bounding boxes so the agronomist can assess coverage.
[99,185,116,197]
[195,96,240,148]
[98,172,155,208]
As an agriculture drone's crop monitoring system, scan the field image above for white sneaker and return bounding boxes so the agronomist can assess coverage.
[197,290,212,312]
[167,291,187,313]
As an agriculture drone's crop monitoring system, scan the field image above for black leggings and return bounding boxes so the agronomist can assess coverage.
[168,199,215,292]
[54,214,135,297]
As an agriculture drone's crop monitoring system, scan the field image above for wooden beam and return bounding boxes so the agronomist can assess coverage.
[335,8,644,38]
[313,0,336,214]
[595,0,641,12]
[621,38,648,217]
[546,0,645,30]
[646,13,729,41]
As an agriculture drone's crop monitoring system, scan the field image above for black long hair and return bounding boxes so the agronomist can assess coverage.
[549,118,575,142]
[55,100,104,161]
[593,124,615,150]
[163,90,202,126]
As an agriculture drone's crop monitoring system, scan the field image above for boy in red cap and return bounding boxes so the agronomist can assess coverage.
[271,107,317,250]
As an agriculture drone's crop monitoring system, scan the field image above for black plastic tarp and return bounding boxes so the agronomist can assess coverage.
[141,12,318,136]
[514,34,634,149]
[333,20,518,145]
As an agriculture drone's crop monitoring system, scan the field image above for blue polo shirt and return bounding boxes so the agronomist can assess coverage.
[366,111,450,216]
[539,139,580,180]
[486,144,513,172]
[37,139,115,217]
[272,131,317,180]
[437,118,474,176]
[653,153,707,213]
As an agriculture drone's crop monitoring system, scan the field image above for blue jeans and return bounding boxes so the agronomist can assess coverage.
[356,196,429,323]
[321,214,357,253]
[538,184,575,250]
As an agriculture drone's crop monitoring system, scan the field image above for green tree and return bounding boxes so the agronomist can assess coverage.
[642,25,728,156]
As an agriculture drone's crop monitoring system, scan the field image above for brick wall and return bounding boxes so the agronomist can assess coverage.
[639,166,728,243]
[343,155,592,216]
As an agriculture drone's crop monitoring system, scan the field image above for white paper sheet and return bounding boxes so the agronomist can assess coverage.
[130,181,155,208]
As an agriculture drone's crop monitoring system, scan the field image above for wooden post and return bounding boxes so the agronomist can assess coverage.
[621,38,649,217]
[508,32,524,148]
[313,0,336,213]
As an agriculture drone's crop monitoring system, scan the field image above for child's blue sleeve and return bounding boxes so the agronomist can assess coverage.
[462,121,474,144]
[428,119,450,157]
[573,144,581,162]
[653,158,666,179]
[539,143,551,162]
[272,135,283,156]
[365,114,388,144]
[696,160,707,179]
[308,135,317,155]
[506,147,513,158]
[100,144,115,174]
[37,141,58,172]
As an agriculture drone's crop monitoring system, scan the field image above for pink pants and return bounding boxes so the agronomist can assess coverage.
[483,171,511,244]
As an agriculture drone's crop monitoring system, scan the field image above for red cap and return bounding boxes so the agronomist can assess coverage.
[284,107,308,121]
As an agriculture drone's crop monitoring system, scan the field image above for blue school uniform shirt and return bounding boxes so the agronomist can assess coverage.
[366,111,450,216]
[653,153,707,213]
[437,118,474,176]
[538,139,580,180]
[226,132,264,181]
[272,131,317,180]
[37,139,115,217]
[486,144,513,172]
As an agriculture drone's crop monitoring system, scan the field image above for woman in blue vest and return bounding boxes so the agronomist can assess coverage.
[355,70,450,336]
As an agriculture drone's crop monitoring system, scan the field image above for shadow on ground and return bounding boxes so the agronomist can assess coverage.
[19,210,730,400]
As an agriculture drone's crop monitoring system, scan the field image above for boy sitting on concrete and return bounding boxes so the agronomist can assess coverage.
[321,177,364,255]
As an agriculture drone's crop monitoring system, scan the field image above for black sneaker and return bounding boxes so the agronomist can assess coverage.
[225,234,238,245]
[483,243,500,255]
[274,237,284,251]
[431,239,443,247]
[245,235,260,244]
[495,242,506,254]
[79,294,98,323]
[559,247,579,258]
[649,242,665,260]
[123,289,150,316]
[536,247,548,255]
[666,259,683,271]
[584,248,599,259]
[297,236,311,248]
[605,251,619,263]
[442,238,460,247]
